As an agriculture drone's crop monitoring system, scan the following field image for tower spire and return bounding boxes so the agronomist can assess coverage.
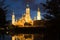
[12,10,14,15]
[38,7,40,11]
[25,3,33,25]
[26,3,30,14]
[37,7,41,20]
[12,10,15,25]
[26,2,29,8]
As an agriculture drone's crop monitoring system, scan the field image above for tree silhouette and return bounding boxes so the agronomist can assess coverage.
[41,0,60,20]
[0,0,9,40]
[0,0,9,27]
[41,0,60,40]
[41,0,60,27]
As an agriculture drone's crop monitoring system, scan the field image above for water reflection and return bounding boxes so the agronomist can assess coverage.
[12,34,34,40]
[0,34,44,40]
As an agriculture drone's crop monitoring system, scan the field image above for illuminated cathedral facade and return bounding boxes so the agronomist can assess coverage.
[12,4,41,27]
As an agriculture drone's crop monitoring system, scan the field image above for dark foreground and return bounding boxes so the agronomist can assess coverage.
[0,26,59,40]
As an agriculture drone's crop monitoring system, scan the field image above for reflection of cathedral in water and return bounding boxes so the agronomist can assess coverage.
[12,34,34,40]
[12,4,41,27]
[12,34,44,40]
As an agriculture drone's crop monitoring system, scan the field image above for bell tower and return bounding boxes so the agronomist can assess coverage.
[37,8,41,20]
[25,4,33,25]
[12,11,15,25]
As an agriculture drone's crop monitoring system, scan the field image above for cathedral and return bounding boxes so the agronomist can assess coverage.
[12,4,41,27]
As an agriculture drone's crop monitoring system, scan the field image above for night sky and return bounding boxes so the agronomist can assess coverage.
[4,0,46,21]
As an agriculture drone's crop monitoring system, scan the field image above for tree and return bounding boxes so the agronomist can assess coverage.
[41,0,60,20]
[0,0,9,27]
[41,0,60,40]
[41,0,60,27]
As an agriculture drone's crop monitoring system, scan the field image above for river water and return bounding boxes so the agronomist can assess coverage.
[0,34,44,40]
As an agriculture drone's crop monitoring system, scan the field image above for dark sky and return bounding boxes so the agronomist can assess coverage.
[4,0,46,20]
